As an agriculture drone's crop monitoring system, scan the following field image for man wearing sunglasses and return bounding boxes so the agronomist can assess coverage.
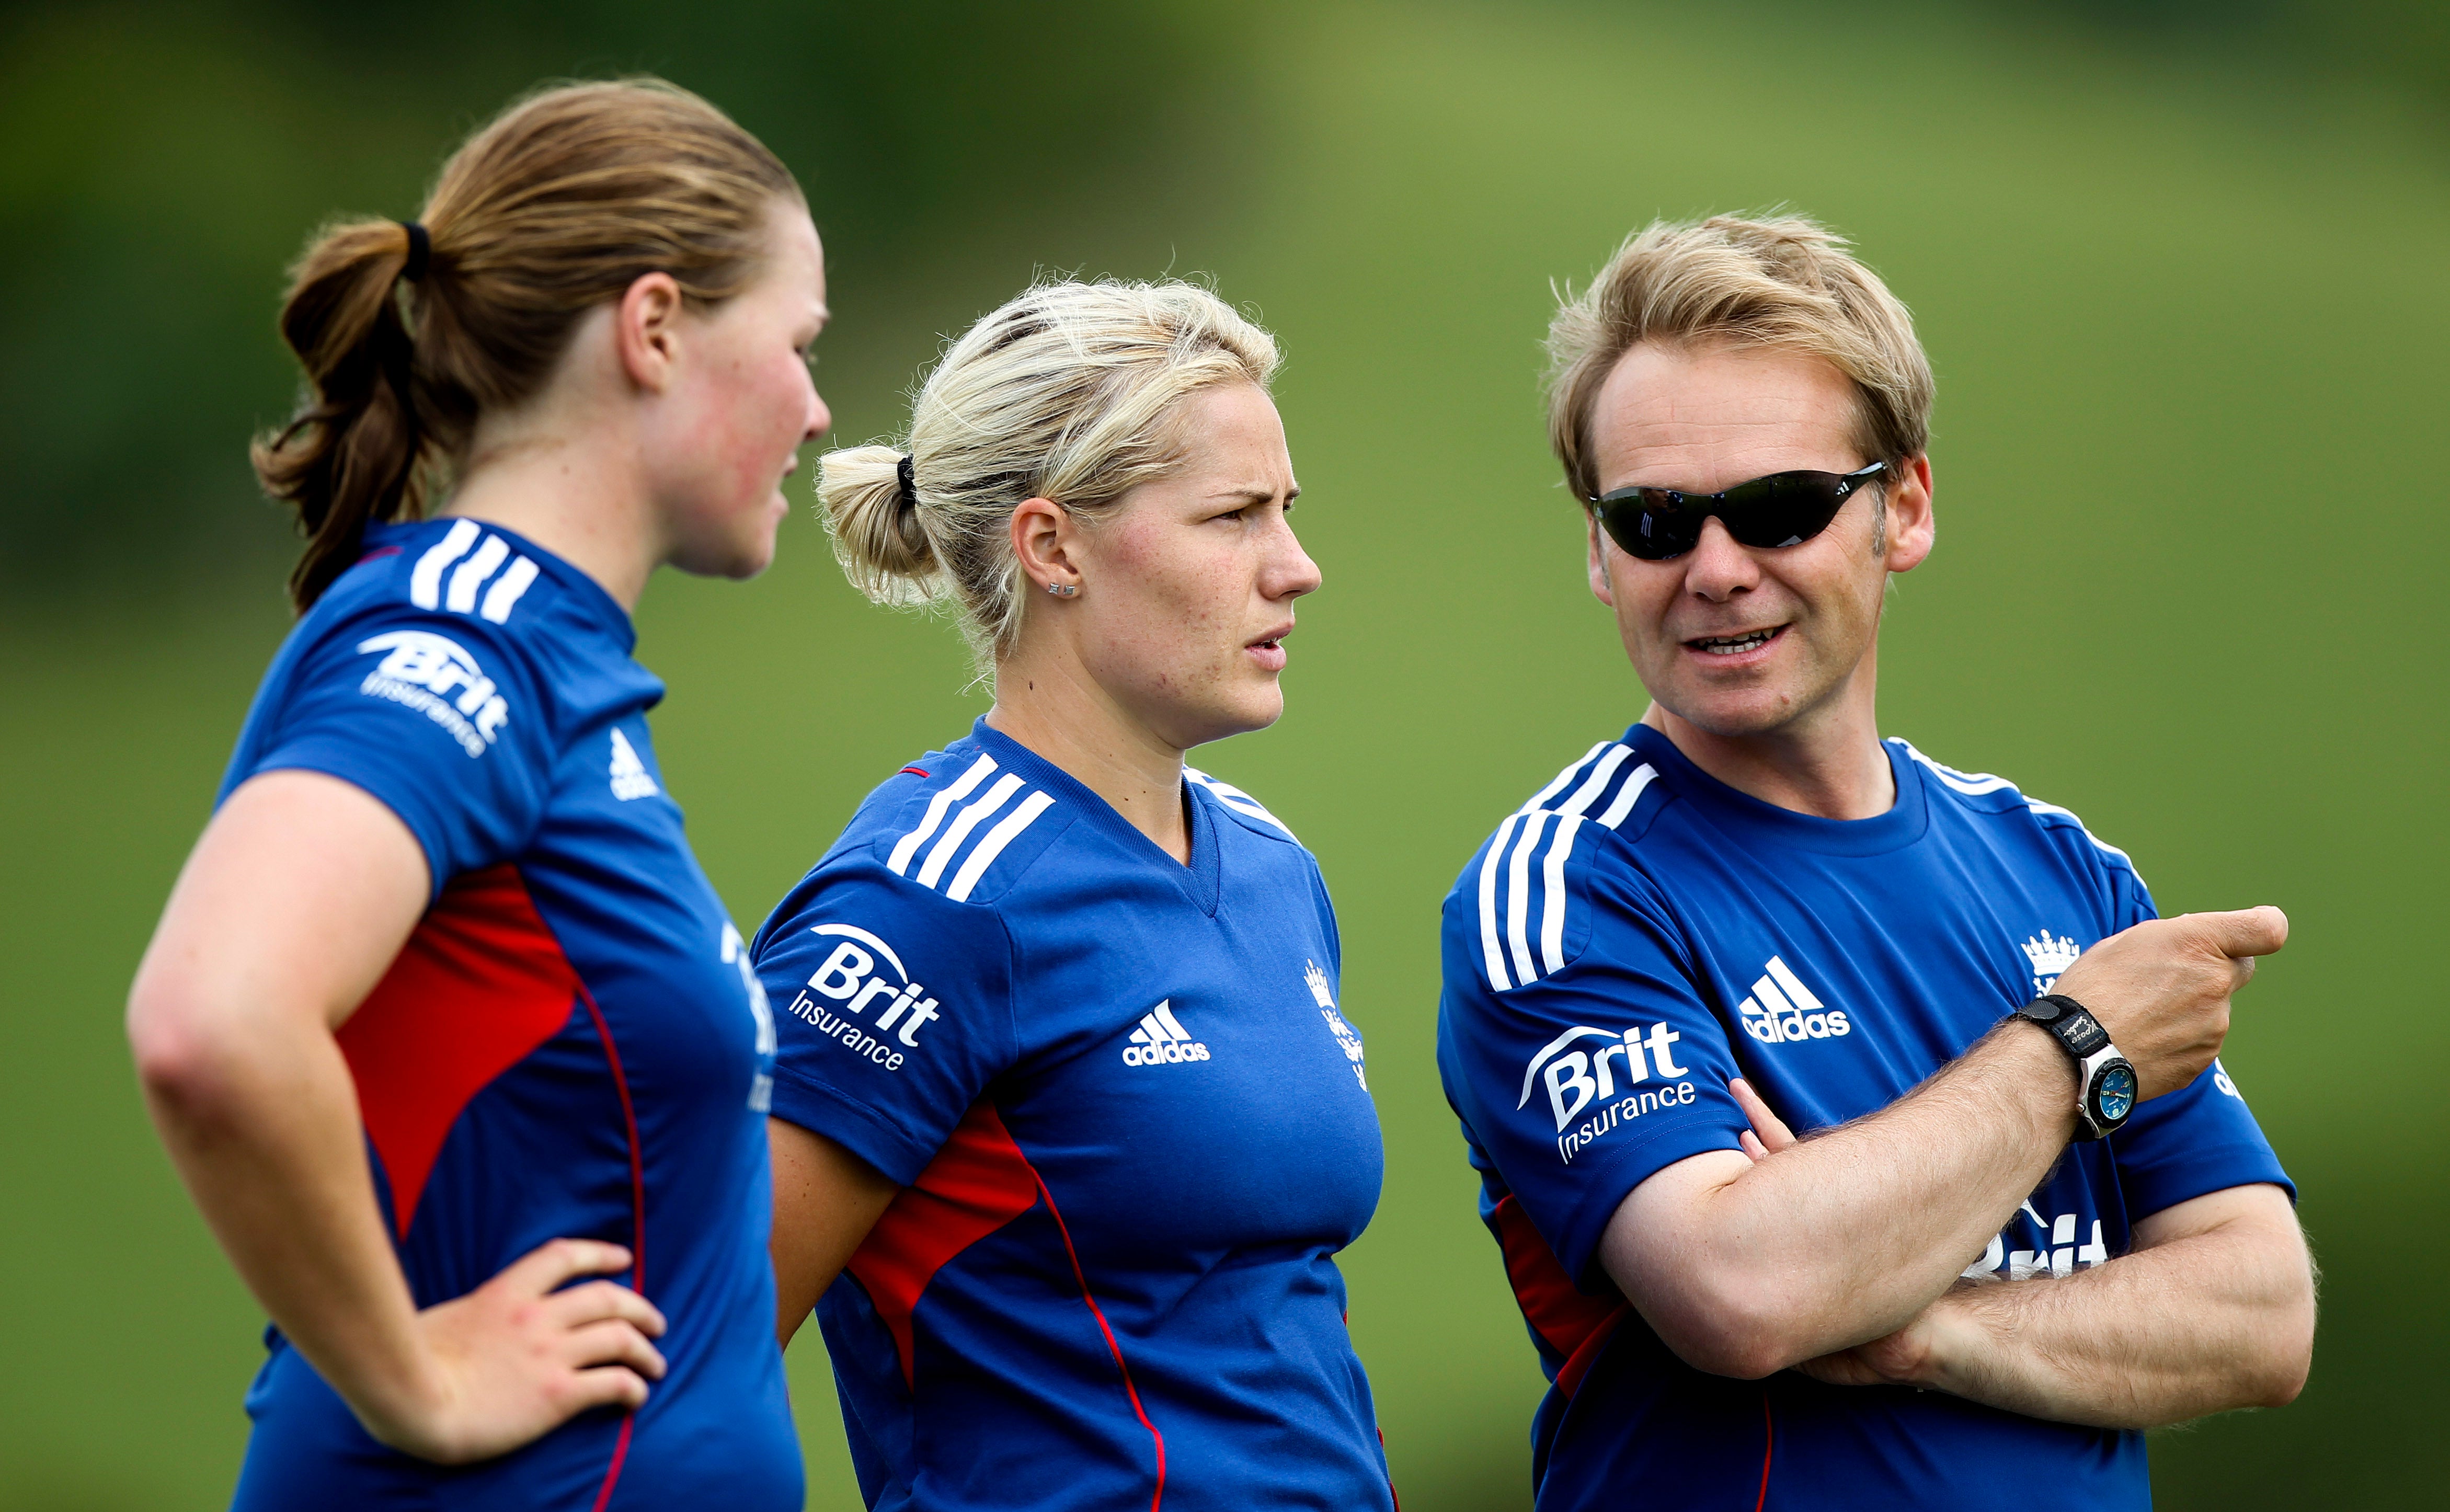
[1436,214,2312,1511]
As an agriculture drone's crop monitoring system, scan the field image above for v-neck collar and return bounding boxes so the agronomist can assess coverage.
[968,719,1222,917]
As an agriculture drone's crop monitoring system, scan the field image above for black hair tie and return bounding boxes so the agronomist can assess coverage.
[399,221,430,283]
[896,452,918,509]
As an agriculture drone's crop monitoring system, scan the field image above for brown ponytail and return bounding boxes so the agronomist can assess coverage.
[253,78,801,611]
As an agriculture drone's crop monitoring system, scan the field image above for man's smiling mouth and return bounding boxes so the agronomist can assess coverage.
[1686,626,1787,656]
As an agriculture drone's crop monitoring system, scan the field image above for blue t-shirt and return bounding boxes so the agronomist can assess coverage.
[217,518,797,1511]
[1435,724,2292,1512]
[752,720,1393,1512]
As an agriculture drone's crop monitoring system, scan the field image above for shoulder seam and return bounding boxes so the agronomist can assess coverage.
[1890,737,2140,875]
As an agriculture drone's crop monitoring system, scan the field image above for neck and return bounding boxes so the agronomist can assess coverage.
[439,419,665,613]
[986,649,1189,864]
[1645,648,1894,820]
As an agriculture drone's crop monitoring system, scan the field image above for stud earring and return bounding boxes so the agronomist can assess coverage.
[1047,582,1079,598]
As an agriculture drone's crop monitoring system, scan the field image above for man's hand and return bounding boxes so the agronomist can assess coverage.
[2051,907,2286,1100]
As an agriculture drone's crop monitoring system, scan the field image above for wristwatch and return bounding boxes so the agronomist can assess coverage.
[2012,993,2137,1141]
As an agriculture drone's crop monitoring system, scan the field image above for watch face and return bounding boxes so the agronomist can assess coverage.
[2096,1062,2137,1125]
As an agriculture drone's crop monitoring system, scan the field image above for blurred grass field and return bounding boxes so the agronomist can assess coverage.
[4,2,2446,1507]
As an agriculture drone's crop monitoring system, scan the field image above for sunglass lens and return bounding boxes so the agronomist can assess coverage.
[1722,474,1848,550]
[1599,495,1699,560]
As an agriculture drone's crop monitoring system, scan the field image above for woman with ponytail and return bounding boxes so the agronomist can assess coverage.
[750,280,1397,1511]
[127,79,825,1509]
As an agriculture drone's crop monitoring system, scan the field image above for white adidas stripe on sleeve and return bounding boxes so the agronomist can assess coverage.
[917,773,1023,888]
[888,754,995,876]
[1478,811,1525,992]
[1184,766,1296,838]
[444,534,511,614]
[478,556,539,623]
[1475,743,1661,993]
[409,519,481,610]
[1893,739,2139,873]
[945,790,1055,902]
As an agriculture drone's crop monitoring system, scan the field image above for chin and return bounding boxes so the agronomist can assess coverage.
[1655,685,1804,740]
[1172,688,1284,750]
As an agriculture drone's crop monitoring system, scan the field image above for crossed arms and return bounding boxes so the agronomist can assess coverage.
[1599,908,2315,1428]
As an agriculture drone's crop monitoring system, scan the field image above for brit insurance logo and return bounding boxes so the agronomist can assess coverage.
[1307,959,1368,1091]
[1737,955,1851,1046]
[355,631,510,758]
[1123,1001,1210,1066]
[783,923,940,1072]
[1521,1020,1697,1163]
[2022,930,2082,996]
[1965,1200,2109,1282]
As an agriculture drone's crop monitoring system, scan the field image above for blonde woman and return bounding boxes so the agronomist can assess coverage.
[127,81,825,1508]
[755,281,1395,1510]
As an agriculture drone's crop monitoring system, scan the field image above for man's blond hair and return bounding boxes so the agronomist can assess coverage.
[1545,214,1933,502]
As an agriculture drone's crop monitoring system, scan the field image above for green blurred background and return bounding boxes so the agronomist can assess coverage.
[4,1,2445,1506]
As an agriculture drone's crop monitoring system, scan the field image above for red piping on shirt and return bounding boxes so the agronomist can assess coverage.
[1033,1170,1167,1512]
[1754,1387,1773,1512]
[578,983,647,1511]
[899,766,930,777]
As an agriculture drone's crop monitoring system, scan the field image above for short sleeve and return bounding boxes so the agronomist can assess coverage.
[234,606,556,896]
[753,864,1018,1186]
[1437,842,1748,1287]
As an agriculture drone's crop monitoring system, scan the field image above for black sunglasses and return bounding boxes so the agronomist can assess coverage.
[1590,461,1886,562]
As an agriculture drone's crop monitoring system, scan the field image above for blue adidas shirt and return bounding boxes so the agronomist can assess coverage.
[217,518,798,1511]
[752,720,1393,1512]
[1436,723,2292,1512]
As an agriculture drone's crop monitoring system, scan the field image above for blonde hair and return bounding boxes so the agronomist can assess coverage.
[819,279,1280,668]
[1545,213,1933,504]
[253,78,800,610]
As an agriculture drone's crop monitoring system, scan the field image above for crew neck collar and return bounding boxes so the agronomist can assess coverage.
[1625,723,1928,857]
[968,718,1222,914]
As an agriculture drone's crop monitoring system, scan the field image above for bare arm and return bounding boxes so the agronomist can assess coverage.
[1597,908,2287,1379]
[1797,1184,2314,1427]
[769,1118,900,1346]
[128,771,668,1462]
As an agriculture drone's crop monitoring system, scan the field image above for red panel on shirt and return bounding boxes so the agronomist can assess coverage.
[849,1099,1043,1386]
[1491,1193,1627,1398]
[338,863,581,1240]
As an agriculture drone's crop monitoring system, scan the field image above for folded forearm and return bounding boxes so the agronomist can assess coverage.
[1920,1217,2315,1428]
[1610,1025,2079,1373]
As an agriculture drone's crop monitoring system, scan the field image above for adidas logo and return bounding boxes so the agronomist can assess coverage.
[2022,930,2081,993]
[609,728,658,801]
[1123,1001,1211,1067]
[1736,956,1852,1045]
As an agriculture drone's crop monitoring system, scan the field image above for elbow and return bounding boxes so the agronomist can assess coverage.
[1649,1281,1811,1381]
[127,979,243,1129]
[2248,1282,2318,1410]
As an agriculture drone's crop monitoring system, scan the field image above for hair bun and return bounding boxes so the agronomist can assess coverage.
[818,443,939,605]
